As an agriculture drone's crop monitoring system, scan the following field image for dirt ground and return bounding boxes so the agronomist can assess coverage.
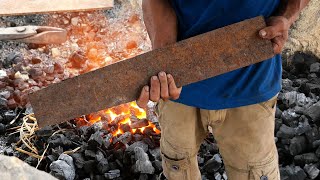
[285,0,320,58]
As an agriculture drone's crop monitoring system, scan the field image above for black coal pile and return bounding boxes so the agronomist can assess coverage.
[276,52,320,180]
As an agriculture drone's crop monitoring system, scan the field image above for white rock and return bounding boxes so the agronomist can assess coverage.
[14,71,29,81]
[71,43,79,52]
[0,155,57,180]
[0,70,7,78]
[51,48,61,58]
[71,17,79,26]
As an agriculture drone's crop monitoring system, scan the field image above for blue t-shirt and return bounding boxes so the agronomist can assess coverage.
[171,0,282,110]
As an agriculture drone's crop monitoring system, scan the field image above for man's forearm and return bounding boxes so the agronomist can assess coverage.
[277,0,310,25]
[142,0,177,49]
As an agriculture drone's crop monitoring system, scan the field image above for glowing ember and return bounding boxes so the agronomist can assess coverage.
[46,9,157,137]
[75,101,160,137]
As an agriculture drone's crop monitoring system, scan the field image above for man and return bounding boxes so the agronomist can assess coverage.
[137,0,309,179]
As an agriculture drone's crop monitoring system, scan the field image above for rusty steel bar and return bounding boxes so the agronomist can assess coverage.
[29,16,274,127]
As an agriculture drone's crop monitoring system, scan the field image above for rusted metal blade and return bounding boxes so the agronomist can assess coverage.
[0,0,113,16]
[29,16,274,127]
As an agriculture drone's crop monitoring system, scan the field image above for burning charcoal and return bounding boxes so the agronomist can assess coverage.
[103,133,112,149]
[294,153,319,165]
[149,147,161,161]
[50,154,76,180]
[280,165,307,180]
[88,131,103,148]
[134,147,155,174]
[310,62,320,73]
[133,134,144,141]
[305,101,320,122]
[83,160,96,173]
[0,123,6,134]
[143,136,156,149]
[289,136,307,156]
[130,119,149,129]
[276,124,295,139]
[304,164,320,179]
[35,126,53,137]
[126,141,148,153]
[104,169,121,179]
[120,123,131,132]
[203,154,222,173]
[85,150,96,159]
[152,160,163,173]
[115,132,132,145]
[70,153,85,169]
[97,158,110,174]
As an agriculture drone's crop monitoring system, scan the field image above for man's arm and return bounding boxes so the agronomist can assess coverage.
[142,0,177,49]
[137,0,181,108]
[259,0,310,54]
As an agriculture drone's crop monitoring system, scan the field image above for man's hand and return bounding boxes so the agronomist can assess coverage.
[259,16,290,54]
[137,72,182,108]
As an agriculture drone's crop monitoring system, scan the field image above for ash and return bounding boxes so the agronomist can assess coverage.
[0,1,320,180]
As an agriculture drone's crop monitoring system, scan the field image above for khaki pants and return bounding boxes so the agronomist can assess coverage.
[157,96,280,180]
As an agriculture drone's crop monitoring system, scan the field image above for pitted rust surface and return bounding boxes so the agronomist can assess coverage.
[29,16,274,127]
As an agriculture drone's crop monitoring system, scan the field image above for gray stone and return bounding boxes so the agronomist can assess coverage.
[50,154,75,180]
[0,155,57,180]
